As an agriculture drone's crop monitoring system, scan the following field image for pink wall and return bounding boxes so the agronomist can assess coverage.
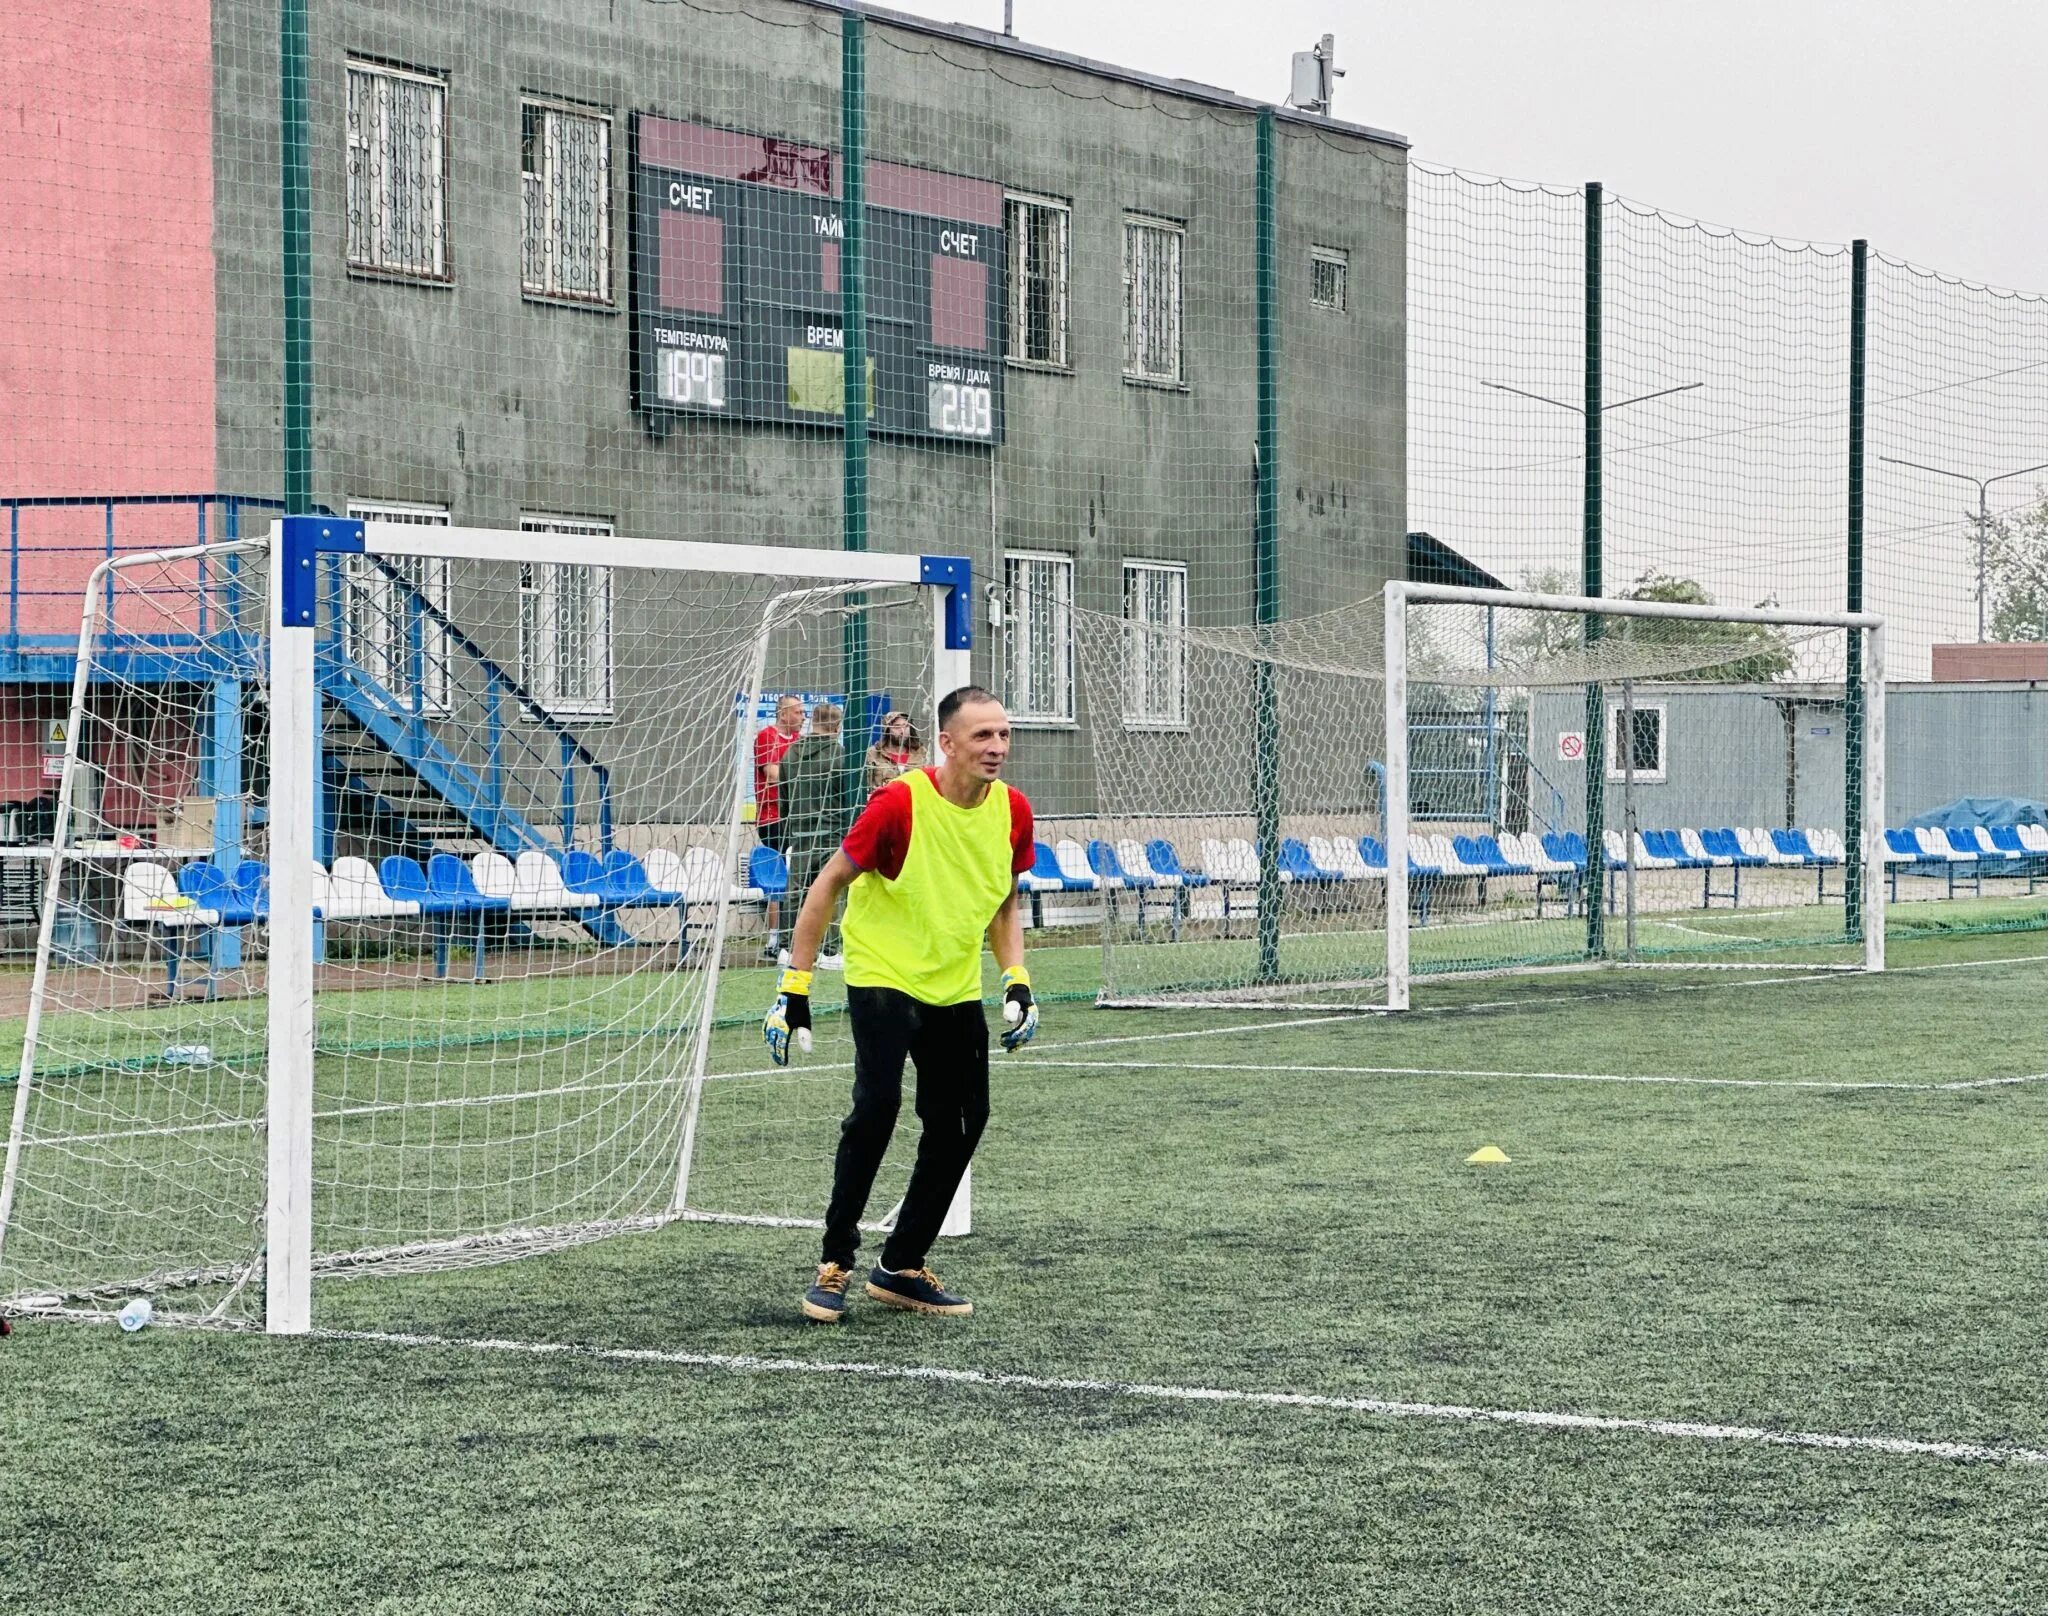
[0,1,216,507]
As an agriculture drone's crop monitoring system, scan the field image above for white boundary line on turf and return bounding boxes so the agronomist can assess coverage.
[312,1326,2048,1468]
[27,955,2048,1149]
[1023,1060,2048,1093]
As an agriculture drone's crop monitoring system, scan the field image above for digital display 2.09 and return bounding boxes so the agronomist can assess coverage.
[631,115,1005,445]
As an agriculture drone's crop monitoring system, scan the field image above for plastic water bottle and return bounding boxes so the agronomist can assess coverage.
[162,1045,212,1067]
[117,1297,153,1333]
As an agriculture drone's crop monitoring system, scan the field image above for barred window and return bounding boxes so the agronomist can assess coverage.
[522,101,611,304]
[1121,561,1187,728]
[518,516,615,717]
[1004,551,1074,724]
[343,501,452,712]
[1123,215,1183,385]
[1311,246,1347,312]
[1005,192,1069,368]
[346,61,448,280]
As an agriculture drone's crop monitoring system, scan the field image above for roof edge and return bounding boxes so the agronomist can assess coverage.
[805,1,1408,149]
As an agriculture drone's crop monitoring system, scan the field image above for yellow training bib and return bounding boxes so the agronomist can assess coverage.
[843,769,1015,1005]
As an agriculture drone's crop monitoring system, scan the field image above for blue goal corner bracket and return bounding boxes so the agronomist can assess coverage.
[278,515,363,628]
[919,554,973,652]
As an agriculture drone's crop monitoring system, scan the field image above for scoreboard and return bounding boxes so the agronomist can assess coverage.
[631,115,1005,445]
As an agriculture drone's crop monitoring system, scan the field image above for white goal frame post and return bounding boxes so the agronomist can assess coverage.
[1382,580,1886,1012]
[263,515,975,1333]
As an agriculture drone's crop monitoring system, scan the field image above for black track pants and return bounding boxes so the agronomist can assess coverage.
[821,985,990,1271]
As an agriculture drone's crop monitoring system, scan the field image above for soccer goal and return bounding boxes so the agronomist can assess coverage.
[0,518,972,1334]
[1080,582,1883,1011]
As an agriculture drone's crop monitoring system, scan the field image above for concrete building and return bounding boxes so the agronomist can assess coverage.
[3,0,1410,837]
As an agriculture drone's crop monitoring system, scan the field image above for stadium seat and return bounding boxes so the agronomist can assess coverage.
[124,861,218,928]
[1200,837,1260,887]
[232,860,272,918]
[125,861,221,1000]
[1984,826,2029,860]
[1420,834,1488,878]
[2019,824,2048,856]
[1807,828,1847,862]
[1117,839,1178,886]
[379,856,461,915]
[1088,839,1154,887]
[1356,835,1389,871]
[1963,826,2020,862]
[1057,838,1110,889]
[1019,840,1077,893]
[746,844,789,899]
[1144,839,1209,887]
[1543,832,1588,870]
[1914,826,1972,864]
[327,856,420,920]
[1277,838,1343,884]
[674,846,752,906]
[1090,838,1181,936]
[178,861,262,926]
[1700,828,1766,867]
[1679,828,1732,866]
[472,850,594,913]
[428,853,511,912]
[1313,835,1379,881]
[1455,834,1531,876]
[599,849,686,906]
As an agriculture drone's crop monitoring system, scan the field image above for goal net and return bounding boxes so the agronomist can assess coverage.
[1079,584,1884,1011]
[0,521,967,1329]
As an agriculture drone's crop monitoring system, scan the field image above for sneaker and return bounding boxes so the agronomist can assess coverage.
[761,941,783,964]
[816,952,845,972]
[864,1264,972,1317]
[801,1262,854,1323]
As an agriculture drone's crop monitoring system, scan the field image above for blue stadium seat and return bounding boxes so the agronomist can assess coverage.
[380,856,464,915]
[1700,828,1766,867]
[747,844,789,898]
[427,853,511,912]
[1088,839,1155,887]
[1144,839,1210,887]
[178,861,262,927]
[1276,838,1342,883]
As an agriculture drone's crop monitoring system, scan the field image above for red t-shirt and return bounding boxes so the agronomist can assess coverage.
[842,768,1035,881]
[753,724,798,824]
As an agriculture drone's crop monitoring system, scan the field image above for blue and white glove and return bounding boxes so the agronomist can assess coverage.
[998,965,1038,1052]
[764,968,813,1066]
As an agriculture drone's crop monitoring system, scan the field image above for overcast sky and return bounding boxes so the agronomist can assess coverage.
[886,0,2048,291]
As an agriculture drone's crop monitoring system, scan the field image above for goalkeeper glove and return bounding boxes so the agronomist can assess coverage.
[998,965,1038,1052]
[764,968,813,1066]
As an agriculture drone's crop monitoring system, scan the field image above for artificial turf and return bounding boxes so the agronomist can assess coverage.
[4,928,2046,1611]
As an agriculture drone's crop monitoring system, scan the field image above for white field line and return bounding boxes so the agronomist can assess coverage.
[312,1326,2048,1468]
[1024,1059,2048,1093]
[31,974,2048,1150]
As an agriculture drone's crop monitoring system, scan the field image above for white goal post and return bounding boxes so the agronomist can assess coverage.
[0,518,974,1336]
[262,517,976,1333]
[1384,580,1886,1011]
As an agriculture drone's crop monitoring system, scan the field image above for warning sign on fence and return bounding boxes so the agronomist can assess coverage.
[1557,731,1586,762]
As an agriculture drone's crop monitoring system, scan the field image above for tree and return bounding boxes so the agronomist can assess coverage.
[1984,496,2048,642]
[1503,566,1796,683]
[1612,570,1796,683]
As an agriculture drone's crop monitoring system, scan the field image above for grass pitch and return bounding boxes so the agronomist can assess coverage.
[4,928,2046,1612]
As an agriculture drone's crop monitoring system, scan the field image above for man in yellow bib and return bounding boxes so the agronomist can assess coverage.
[763,686,1038,1322]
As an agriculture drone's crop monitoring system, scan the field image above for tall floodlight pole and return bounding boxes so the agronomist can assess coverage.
[1879,455,2048,642]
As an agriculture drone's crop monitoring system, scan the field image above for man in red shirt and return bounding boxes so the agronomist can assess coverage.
[753,694,804,960]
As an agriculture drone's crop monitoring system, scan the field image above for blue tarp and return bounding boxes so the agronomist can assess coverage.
[1904,796,2048,830]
